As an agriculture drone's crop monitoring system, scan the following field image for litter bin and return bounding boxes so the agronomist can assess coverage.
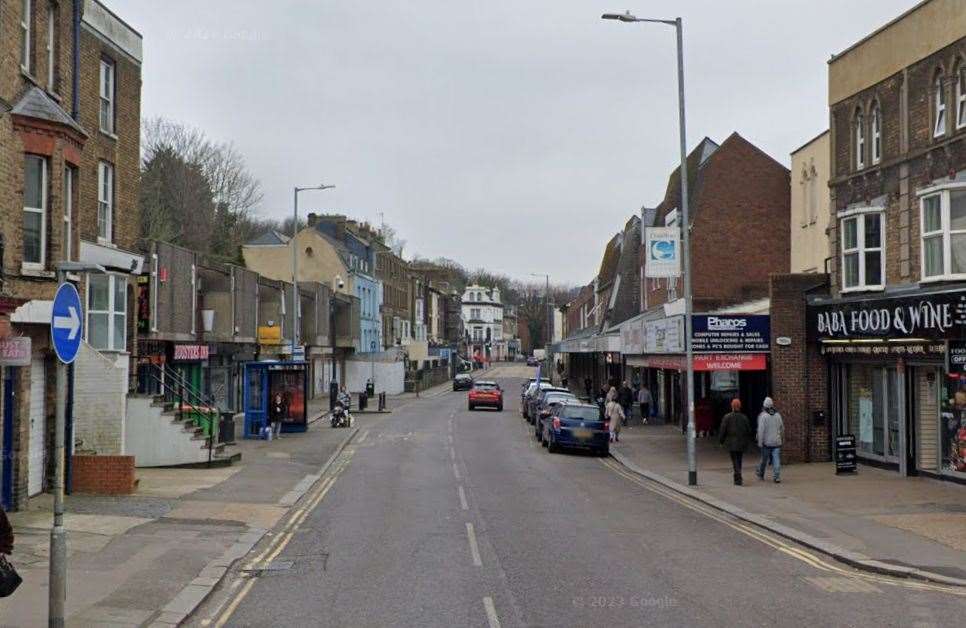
[366,381,375,397]
[359,392,368,411]
[219,411,236,445]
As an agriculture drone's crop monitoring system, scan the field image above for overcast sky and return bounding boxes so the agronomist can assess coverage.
[112,0,912,285]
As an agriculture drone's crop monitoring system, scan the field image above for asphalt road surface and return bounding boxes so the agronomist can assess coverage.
[194,365,966,627]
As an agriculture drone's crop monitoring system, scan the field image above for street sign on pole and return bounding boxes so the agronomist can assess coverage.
[644,227,681,278]
[50,282,83,364]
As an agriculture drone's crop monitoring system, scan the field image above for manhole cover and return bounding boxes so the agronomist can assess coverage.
[243,560,294,577]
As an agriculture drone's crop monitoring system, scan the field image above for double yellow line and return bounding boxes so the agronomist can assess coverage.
[204,449,356,627]
[599,458,966,597]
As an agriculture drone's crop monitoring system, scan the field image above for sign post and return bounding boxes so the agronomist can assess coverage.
[49,279,83,628]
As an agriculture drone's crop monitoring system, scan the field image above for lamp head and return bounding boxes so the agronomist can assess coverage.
[601,11,637,22]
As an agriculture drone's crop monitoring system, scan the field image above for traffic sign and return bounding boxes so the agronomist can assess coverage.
[51,282,83,364]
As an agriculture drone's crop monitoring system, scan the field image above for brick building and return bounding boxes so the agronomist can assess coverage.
[773,0,966,477]
[0,0,142,510]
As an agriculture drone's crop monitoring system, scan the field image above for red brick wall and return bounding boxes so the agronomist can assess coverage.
[770,273,831,463]
[71,454,136,495]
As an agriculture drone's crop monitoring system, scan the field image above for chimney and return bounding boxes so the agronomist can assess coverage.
[307,213,319,227]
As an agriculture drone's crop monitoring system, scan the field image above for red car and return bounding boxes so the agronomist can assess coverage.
[468,381,503,411]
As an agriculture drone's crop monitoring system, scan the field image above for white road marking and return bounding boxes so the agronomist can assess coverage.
[453,463,461,480]
[448,434,453,444]
[483,596,501,628]
[450,447,456,460]
[466,522,482,566]
[357,429,369,444]
[458,485,469,510]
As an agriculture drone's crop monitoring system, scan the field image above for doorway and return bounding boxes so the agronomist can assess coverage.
[28,357,47,496]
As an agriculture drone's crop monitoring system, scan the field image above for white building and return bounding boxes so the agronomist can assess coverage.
[461,285,506,362]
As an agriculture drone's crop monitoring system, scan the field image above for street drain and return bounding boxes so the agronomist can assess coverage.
[242,560,294,577]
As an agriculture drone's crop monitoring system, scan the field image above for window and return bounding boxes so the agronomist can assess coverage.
[97,161,113,243]
[46,2,56,91]
[62,166,74,261]
[99,58,115,134]
[957,66,966,130]
[23,155,47,268]
[21,0,32,73]
[935,73,947,138]
[854,112,865,169]
[920,188,966,280]
[840,212,884,291]
[87,274,127,352]
[871,103,881,165]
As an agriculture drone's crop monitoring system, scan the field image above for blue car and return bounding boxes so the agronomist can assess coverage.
[542,403,610,456]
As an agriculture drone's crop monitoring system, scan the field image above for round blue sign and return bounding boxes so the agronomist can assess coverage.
[651,240,676,261]
[50,282,83,364]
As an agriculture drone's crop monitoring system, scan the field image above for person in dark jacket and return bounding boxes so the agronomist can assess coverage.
[0,507,13,555]
[719,398,752,485]
[269,392,288,439]
[618,381,634,426]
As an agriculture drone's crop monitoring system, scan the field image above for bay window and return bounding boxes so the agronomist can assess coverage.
[920,187,966,281]
[840,211,884,291]
[23,155,47,269]
[87,274,127,352]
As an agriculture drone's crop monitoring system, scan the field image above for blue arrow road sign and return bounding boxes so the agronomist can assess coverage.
[51,282,83,364]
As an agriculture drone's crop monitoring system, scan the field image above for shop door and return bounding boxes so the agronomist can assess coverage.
[911,367,939,474]
[28,357,47,496]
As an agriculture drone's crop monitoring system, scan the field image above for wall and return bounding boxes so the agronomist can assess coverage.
[345,356,405,395]
[790,132,831,274]
[828,0,966,105]
[71,454,135,494]
[73,342,128,454]
[242,230,349,294]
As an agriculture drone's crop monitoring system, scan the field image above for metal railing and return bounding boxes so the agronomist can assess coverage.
[138,362,220,467]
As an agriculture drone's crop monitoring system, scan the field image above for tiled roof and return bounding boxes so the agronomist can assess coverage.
[10,86,86,136]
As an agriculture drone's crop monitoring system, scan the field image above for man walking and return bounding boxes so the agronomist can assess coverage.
[756,397,784,483]
[637,384,653,425]
[719,399,751,485]
[618,381,633,427]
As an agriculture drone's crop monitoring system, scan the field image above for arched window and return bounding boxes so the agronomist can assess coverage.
[957,62,966,130]
[871,102,882,165]
[934,71,947,138]
[854,110,865,170]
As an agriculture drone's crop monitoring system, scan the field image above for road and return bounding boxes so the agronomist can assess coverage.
[193,365,966,627]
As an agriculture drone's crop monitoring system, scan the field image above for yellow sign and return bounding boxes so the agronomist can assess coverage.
[258,325,282,345]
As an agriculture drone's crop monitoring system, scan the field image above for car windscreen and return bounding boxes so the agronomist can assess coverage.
[562,407,601,422]
[474,384,498,390]
[543,393,574,404]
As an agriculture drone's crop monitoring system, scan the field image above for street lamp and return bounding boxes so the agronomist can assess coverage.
[292,184,335,358]
[602,11,697,486]
[50,261,105,627]
[530,273,551,357]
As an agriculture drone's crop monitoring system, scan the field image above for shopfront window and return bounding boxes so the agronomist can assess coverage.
[940,378,966,476]
[847,364,899,461]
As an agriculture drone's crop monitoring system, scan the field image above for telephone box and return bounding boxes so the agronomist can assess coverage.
[243,361,308,437]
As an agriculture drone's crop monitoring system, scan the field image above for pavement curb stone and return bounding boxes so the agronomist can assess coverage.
[609,449,966,589]
[164,425,361,626]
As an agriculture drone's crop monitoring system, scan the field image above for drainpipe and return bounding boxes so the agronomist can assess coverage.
[71,0,81,119]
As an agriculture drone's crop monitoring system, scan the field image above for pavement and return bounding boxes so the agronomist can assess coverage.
[610,422,966,586]
[0,381,453,628]
[185,366,966,628]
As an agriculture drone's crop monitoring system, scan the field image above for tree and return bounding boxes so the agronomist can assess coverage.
[379,223,407,257]
[140,145,216,253]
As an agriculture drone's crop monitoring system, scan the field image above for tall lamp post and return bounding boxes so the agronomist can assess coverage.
[291,184,335,358]
[602,10,696,486]
[530,273,551,359]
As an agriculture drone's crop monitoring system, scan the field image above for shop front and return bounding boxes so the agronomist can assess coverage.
[809,286,966,480]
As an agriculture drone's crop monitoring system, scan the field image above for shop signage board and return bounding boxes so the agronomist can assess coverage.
[808,290,966,340]
[0,336,30,366]
[693,353,767,371]
[620,318,645,355]
[834,435,857,474]
[950,339,966,375]
[173,344,210,361]
[820,341,945,358]
[645,316,684,354]
[691,315,770,353]
[644,227,681,278]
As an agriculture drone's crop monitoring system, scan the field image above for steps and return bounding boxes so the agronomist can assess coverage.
[126,395,239,467]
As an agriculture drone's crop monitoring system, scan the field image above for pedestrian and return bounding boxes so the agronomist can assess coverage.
[719,399,752,485]
[269,392,287,439]
[584,377,593,400]
[756,397,784,483]
[605,397,625,443]
[606,385,618,404]
[638,384,653,424]
[0,507,13,557]
[618,381,633,426]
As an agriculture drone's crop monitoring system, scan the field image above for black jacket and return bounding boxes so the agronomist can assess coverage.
[0,508,13,555]
[618,387,633,406]
[719,411,752,452]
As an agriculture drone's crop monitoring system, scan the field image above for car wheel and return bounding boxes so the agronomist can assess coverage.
[497,404,503,412]
[598,447,609,457]
[468,404,474,411]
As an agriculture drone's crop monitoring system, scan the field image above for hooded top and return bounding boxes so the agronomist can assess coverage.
[757,397,783,447]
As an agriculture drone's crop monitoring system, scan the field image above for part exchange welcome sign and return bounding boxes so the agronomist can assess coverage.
[808,291,966,340]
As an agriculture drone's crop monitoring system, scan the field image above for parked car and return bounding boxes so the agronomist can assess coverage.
[521,381,554,419]
[542,402,610,455]
[533,391,578,440]
[468,381,503,411]
[526,386,571,425]
[453,374,474,391]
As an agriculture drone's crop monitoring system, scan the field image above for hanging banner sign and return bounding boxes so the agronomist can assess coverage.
[173,344,210,361]
[644,227,681,278]
[808,290,966,340]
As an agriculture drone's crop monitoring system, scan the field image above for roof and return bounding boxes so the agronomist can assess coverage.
[791,129,830,156]
[246,230,289,246]
[10,86,87,137]
[596,233,622,290]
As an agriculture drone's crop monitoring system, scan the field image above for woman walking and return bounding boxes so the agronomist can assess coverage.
[605,395,625,443]
[718,399,752,485]
[269,392,288,439]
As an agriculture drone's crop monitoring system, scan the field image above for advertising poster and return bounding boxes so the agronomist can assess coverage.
[268,364,307,426]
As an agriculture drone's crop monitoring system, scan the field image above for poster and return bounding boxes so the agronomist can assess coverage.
[268,365,306,425]
[859,397,874,444]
